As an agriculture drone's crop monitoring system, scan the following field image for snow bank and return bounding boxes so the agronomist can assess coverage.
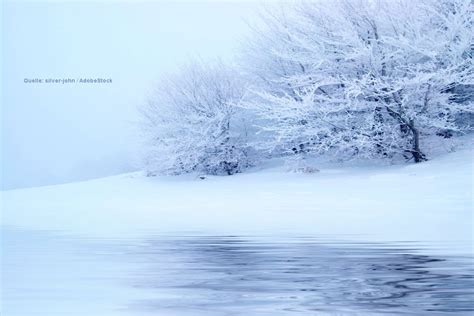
[1,149,472,253]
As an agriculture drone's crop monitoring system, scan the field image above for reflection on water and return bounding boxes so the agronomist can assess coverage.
[2,228,473,316]
[130,236,474,315]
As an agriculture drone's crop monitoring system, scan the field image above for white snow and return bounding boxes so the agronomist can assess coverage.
[1,149,473,316]
[2,148,472,253]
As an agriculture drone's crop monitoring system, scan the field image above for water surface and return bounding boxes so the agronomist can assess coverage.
[2,227,473,315]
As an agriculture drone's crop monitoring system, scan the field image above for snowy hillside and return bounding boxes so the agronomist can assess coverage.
[2,148,472,253]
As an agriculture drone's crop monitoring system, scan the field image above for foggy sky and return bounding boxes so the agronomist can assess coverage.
[1,0,263,189]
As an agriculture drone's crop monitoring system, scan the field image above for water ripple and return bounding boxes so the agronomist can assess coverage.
[2,228,473,315]
[128,235,474,315]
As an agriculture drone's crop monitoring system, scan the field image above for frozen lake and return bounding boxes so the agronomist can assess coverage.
[2,226,473,316]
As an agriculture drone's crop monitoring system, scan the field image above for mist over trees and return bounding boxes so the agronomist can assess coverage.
[141,0,473,176]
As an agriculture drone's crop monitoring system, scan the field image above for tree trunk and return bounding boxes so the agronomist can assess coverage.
[373,106,387,157]
[408,119,426,163]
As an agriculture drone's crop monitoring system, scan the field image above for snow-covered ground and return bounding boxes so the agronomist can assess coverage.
[2,148,473,251]
[1,148,473,316]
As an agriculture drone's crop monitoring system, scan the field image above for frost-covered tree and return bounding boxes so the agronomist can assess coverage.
[141,61,250,175]
[240,7,307,99]
[244,0,473,162]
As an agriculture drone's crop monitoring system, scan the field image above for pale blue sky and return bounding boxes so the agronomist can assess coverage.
[1,1,266,189]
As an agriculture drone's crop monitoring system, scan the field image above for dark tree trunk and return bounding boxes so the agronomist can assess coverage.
[385,104,427,163]
[408,119,426,163]
[373,106,387,156]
